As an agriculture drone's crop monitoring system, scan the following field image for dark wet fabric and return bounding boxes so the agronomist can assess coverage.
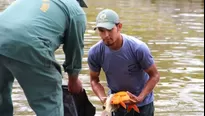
[62,85,96,116]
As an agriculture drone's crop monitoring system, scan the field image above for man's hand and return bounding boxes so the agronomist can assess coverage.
[68,77,83,94]
[101,97,107,105]
[125,91,145,105]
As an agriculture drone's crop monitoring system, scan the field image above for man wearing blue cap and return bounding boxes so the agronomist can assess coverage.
[0,0,87,116]
[88,9,160,116]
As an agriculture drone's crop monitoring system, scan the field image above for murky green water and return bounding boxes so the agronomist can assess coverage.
[1,0,204,116]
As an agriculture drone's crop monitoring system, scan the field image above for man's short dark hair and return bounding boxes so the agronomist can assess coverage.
[76,0,88,8]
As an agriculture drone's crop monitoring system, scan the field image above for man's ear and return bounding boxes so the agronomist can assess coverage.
[118,23,123,32]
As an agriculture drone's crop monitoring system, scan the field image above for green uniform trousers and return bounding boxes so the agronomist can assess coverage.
[0,55,63,116]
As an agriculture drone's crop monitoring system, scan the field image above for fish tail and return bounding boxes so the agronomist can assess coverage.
[132,105,140,113]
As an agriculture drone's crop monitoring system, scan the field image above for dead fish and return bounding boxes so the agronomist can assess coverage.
[101,94,118,116]
[111,91,140,113]
[101,91,140,116]
[101,111,111,116]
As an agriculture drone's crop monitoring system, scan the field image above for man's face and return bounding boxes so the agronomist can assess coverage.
[97,23,122,46]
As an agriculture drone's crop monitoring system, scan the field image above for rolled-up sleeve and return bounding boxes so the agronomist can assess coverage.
[62,14,87,76]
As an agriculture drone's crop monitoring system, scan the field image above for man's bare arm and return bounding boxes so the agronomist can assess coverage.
[138,64,160,101]
[68,74,82,93]
[90,70,107,104]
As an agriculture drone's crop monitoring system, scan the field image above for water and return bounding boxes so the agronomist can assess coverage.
[0,0,204,116]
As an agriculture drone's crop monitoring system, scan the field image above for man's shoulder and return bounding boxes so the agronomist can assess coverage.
[122,34,145,49]
[89,40,104,55]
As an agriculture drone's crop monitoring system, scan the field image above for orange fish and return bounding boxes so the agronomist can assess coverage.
[110,91,140,113]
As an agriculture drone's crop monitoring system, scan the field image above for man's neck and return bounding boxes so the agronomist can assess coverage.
[109,35,123,50]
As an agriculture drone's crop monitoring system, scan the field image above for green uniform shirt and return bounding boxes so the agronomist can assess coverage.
[0,0,87,75]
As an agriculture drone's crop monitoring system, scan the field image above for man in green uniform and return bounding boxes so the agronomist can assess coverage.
[0,0,87,116]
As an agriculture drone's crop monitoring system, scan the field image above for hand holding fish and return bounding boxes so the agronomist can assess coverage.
[101,91,141,116]
[125,91,145,105]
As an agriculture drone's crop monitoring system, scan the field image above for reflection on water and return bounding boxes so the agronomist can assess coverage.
[0,0,204,115]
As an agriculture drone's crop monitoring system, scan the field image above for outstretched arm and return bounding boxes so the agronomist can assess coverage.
[127,41,160,104]
[137,64,160,103]
[126,64,159,104]
[62,14,87,93]
[90,70,107,104]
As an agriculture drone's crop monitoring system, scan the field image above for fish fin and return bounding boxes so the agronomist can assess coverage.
[132,105,140,113]
[127,105,132,112]
[120,101,126,109]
